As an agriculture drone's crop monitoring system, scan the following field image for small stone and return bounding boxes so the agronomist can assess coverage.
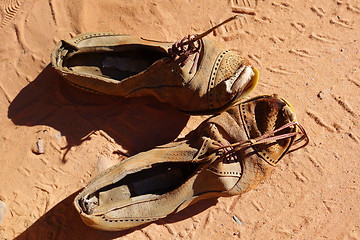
[32,138,44,154]
[317,91,326,100]
[53,131,62,140]
[0,199,6,225]
[233,215,243,226]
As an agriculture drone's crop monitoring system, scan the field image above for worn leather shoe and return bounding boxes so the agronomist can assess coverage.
[74,94,308,231]
[51,16,258,114]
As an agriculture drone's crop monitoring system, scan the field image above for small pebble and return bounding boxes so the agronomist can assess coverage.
[317,91,325,100]
[53,132,62,140]
[32,138,44,154]
[233,215,242,226]
[0,199,6,225]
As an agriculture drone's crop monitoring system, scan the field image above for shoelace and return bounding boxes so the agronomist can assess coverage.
[214,121,309,161]
[168,15,242,74]
[216,141,238,163]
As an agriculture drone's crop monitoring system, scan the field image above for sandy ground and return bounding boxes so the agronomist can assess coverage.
[0,0,359,239]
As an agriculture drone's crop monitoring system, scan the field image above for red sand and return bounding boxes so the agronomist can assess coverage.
[0,0,359,239]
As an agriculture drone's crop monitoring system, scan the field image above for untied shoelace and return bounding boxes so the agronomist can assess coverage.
[168,15,243,74]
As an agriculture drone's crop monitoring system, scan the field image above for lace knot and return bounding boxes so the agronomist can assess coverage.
[168,35,201,74]
[168,15,244,74]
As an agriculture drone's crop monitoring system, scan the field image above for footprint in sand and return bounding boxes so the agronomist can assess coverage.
[289,49,316,58]
[271,1,291,9]
[310,6,325,17]
[330,16,355,29]
[309,32,337,43]
[231,0,259,15]
[291,22,306,33]
[211,15,248,42]
[0,0,24,28]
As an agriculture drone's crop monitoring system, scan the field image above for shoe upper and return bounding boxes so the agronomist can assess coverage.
[73,95,301,231]
[51,33,258,114]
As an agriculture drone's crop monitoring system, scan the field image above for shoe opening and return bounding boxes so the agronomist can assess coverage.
[252,96,296,164]
[79,161,201,215]
[64,45,169,81]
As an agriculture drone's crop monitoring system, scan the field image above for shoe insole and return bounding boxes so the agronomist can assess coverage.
[83,162,200,214]
[65,46,168,81]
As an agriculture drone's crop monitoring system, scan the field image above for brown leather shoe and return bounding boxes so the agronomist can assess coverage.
[74,94,308,231]
[51,16,258,114]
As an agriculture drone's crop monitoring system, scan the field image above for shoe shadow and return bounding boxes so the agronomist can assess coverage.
[8,65,190,157]
[9,65,194,238]
[14,191,218,240]
[14,191,132,240]
[157,198,219,224]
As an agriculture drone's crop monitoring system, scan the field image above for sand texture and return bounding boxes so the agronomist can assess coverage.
[0,0,359,239]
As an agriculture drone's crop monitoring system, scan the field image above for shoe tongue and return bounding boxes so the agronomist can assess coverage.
[240,95,297,165]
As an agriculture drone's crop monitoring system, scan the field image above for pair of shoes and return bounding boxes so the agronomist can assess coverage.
[51,16,258,114]
[73,94,308,231]
[51,17,308,231]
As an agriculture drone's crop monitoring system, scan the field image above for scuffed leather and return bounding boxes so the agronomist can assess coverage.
[74,95,299,231]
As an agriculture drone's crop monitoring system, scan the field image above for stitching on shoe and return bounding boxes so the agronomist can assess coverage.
[207,167,242,176]
[209,123,218,138]
[208,50,230,110]
[101,215,155,223]
[73,33,116,44]
[198,139,209,156]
